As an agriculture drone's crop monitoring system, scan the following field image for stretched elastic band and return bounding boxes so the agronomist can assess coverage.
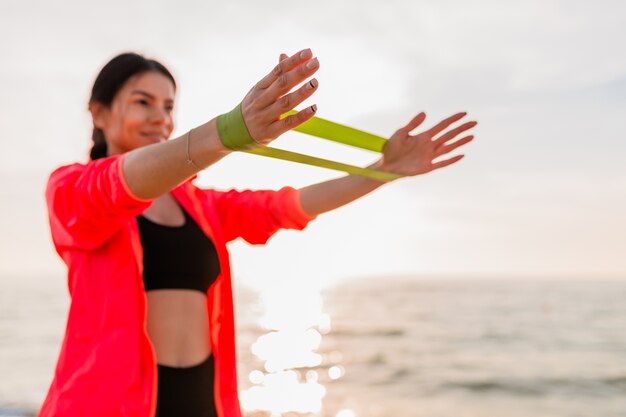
[282,110,387,152]
[243,146,401,182]
[216,104,256,150]
[216,104,402,182]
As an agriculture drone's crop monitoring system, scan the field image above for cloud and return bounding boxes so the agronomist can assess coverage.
[1,0,625,278]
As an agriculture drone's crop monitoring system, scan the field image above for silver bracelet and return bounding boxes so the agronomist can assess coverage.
[185,128,202,170]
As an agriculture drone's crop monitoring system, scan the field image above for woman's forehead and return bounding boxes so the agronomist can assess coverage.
[121,72,176,100]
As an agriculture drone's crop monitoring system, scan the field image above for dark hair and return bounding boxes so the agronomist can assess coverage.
[89,53,176,160]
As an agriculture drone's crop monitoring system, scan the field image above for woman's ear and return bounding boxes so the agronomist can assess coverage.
[89,102,109,130]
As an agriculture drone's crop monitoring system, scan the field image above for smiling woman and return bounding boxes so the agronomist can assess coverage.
[87,54,177,159]
[39,50,475,417]
[91,73,175,150]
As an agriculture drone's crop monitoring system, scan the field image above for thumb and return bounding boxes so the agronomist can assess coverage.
[279,53,288,63]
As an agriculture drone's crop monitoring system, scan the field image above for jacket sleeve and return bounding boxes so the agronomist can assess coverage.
[46,154,153,251]
[203,186,317,245]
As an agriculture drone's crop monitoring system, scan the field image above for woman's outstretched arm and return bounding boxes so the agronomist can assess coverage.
[298,112,477,216]
[123,48,320,200]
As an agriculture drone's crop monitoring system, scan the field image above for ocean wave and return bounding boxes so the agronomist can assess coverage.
[368,368,413,386]
[329,328,405,338]
[604,375,626,388]
[439,376,626,396]
[366,353,387,365]
[440,379,546,396]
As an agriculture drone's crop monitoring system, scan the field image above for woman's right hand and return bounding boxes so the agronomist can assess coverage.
[240,48,320,145]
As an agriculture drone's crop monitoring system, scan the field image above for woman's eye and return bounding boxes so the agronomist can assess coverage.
[137,99,149,106]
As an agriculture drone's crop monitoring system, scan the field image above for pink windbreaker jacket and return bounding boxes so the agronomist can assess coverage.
[39,153,315,417]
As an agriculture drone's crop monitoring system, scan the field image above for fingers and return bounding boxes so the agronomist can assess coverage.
[423,112,467,138]
[399,112,426,134]
[266,105,318,138]
[241,49,319,144]
[431,154,464,170]
[255,48,315,92]
[435,135,474,157]
[255,57,319,110]
[261,78,318,121]
[432,121,477,148]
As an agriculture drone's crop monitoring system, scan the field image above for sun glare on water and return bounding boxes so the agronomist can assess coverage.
[239,285,346,416]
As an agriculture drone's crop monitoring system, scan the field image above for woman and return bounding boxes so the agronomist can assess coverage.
[40,49,476,417]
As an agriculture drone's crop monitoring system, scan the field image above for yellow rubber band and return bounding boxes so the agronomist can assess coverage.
[243,147,401,182]
[216,104,400,182]
[281,110,388,152]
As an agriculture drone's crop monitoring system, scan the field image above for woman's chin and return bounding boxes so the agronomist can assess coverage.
[143,137,166,145]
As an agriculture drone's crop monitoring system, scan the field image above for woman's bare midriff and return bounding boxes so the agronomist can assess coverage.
[142,194,211,367]
[146,289,211,367]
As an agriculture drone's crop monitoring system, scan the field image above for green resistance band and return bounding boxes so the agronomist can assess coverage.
[217,105,402,182]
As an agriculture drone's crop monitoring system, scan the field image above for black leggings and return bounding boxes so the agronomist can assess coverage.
[155,354,217,417]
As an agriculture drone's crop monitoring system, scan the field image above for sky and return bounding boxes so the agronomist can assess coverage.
[0,0,625,290]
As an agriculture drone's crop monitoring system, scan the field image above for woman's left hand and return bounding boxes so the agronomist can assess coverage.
[377,112,477,176]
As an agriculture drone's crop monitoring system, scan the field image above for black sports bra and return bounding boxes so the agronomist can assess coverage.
[137,207,220,294]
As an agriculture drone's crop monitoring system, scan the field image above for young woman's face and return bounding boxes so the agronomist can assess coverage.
[95,71,176,155]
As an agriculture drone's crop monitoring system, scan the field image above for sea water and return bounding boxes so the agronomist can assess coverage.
[2,276,626,417]
[235,278,626,417]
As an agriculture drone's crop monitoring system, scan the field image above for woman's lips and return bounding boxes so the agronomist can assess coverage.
[142,134,167,143]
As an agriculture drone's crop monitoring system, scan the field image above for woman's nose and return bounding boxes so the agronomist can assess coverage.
[149,106,170,124]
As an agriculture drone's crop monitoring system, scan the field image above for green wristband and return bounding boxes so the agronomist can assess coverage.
[216,103,256,150]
